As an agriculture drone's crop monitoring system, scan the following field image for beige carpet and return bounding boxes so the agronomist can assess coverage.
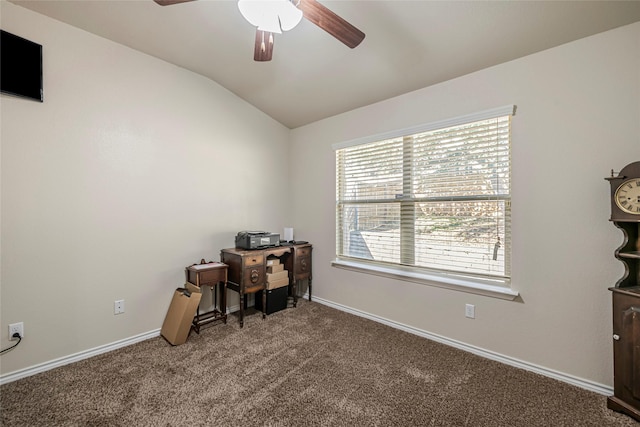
[1,300,638,426]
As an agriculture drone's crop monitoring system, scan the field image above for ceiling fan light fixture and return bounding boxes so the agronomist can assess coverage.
[259,13,283,34]
[278,1,303,31]
[238,0,302,34]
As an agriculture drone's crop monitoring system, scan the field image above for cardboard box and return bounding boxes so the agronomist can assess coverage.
[255,286,288,315]
[161,283,202,346]
[266,258,280,266]
[266,277,289,290]
[266,270,288,282]
[267,264,284,274]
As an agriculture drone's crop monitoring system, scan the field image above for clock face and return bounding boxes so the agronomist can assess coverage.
[614,178,640,215]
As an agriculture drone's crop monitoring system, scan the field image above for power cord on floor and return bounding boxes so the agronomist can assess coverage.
[0,333,22,354]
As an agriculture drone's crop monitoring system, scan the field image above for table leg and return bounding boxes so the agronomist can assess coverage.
[221,281,227,324]
[293,280,298,308]
[193,305,201,334]
[309,277,312,301]
[239,291,245,328]
[211,285,216,314]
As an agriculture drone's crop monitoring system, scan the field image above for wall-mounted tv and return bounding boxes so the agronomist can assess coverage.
[1,30,43,102]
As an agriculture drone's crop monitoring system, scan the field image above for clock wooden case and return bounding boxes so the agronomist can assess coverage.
[605,161,640,421]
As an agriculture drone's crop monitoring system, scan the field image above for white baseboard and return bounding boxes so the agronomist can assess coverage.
[311,296,614,397]
[1,295,613,396]
[0,329,160,385]
[0,304,248,385]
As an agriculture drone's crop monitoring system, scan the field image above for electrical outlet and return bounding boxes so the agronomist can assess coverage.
[465,304,475,319]
[114,300,125,315]
[9,322,24,340]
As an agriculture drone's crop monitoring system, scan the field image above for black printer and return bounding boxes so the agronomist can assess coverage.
[235,231,280,250]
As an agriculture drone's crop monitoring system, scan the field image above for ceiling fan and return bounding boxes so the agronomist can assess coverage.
[153,0,365,62]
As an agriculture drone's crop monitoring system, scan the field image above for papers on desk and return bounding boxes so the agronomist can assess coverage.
[190,262,225,270]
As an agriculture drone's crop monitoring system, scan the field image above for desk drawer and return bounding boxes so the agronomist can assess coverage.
[243,254,264,267]
[243,266,265,286]
[196,268,226,285]
[296,247,311,258]
[297,256,311,275]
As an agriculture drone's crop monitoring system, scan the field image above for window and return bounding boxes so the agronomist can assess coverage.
[334,106,516,297]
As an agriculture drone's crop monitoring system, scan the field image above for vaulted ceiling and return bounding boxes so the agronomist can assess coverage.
[10,0,640,128]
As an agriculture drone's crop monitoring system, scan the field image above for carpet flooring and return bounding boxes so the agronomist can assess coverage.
[1,299,638,426]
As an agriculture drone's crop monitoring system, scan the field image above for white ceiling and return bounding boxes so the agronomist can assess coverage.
[10,0,640,128]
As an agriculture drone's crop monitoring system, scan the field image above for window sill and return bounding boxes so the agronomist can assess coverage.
[331,259,519,301]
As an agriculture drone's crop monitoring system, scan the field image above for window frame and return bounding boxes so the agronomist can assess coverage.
[332,105,519,300]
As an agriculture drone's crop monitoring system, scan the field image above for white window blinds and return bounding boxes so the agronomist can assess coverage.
[335,106,514,280]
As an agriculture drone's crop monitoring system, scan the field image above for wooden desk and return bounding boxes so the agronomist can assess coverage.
[185,261,228,333]
[220,243,312,327]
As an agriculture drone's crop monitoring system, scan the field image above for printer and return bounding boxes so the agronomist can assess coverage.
[235,231,280,250]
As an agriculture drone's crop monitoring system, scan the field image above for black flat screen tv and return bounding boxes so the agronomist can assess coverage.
[1,30,43,102]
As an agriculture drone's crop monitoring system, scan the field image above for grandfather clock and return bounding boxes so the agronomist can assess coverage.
[605,161,640,421]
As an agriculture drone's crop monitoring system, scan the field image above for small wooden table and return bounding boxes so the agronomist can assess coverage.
[185,261,228,333]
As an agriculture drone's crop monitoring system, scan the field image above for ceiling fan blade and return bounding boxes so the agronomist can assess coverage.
[254,30,274,62]
[153,0,196,6]
[298,0,365,49]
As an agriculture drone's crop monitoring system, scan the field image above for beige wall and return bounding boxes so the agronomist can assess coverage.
[1,3,291,375]
[290,22,640,388]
